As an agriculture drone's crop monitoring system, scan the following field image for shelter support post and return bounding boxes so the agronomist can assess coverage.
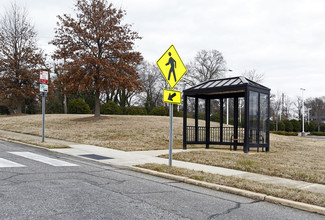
[205,98,210,149]
[220,98,224,143]
[233,97,238,151]
[266,92,270,152]
[244,89,249,153]
[183,95,187,150]
[195,97,198,143]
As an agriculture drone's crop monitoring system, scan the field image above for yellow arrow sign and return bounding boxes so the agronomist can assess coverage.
[157,45,187,90]
[163,89,181,104]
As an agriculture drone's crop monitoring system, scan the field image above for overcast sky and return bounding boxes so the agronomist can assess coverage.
[1,0,325,99]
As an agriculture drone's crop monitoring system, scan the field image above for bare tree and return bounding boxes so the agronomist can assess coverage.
[0,3,46,113]
[51,0,143,117]
[293,96,303,120]
[270,92,283,131]
[183,50,227,87]
[306,97,325,131]
[282,93,292,120]
[242,69,264,83]
[137,61,166,112]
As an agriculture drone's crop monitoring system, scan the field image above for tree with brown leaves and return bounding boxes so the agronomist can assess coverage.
[51,0,143,117]
[0,3,46,114]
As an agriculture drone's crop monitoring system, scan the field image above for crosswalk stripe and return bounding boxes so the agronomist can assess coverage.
[9,152,79,167]
[0,158,25,168]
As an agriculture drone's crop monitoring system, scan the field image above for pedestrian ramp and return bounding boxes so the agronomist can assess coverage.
[0,151,78,168]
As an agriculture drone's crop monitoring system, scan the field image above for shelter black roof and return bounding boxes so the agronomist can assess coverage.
[184,76,270,96]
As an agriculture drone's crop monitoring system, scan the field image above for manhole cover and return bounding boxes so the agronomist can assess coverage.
[80,154,113,160]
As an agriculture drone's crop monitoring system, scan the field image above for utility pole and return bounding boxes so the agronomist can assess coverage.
[300,88,306,135]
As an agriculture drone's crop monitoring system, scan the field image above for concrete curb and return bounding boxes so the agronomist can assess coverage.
[0,136,71,150]
[265,196,325,215]
[0,137,46,150]
[131,166,325,216]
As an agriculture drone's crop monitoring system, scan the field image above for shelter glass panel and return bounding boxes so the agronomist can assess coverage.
[259,93,268,144]
[186,97,196,126]
[249,91,258,144]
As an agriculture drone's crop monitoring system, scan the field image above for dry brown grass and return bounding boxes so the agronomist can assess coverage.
[139,163,325,208]
[1,114,325,185]
[0,114,185,151]
[165,134,325,184]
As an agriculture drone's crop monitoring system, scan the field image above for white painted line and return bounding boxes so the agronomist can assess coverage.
[0,158,25,168]
[9,152,79,167]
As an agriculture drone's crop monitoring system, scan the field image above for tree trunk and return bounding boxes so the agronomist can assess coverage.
[16,98,23,114]
[63,94,67,114]
[94,89,100,117]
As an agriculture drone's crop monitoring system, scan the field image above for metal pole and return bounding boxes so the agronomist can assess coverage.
[226,98,229,125]
[169,103,173,166]
[42,93,45,142]
[239,98,242,124]
[301,88,305,134]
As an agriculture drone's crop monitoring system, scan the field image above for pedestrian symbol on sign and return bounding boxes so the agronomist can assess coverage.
[166,52,176,82]
[156,45,187,90]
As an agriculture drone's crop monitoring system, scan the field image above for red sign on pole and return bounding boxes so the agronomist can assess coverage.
[40,70,48,84]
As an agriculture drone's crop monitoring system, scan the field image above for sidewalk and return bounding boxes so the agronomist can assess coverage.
[52,142,325,194]
[1,130,325,214]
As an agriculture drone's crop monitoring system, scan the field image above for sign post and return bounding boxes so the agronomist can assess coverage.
[157,45,187,166]
[40,71,48,142]
[41,93,46,142]
[169,103,173,166]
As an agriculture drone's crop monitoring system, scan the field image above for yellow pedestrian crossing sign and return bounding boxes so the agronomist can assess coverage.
[157,45,187,89]
[163,89,181,104]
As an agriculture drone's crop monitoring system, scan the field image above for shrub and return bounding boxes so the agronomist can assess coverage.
[174,110,183,117]
[307,122,317,132]
[278,121,285,131]
[0,106,9,115]
[47,98,63,114]
[198,112,205,120]
[310,132,325,136]
[290,119,301,132]
[270,131,298,136]
[321,124,325,132]
[270,120,276,131]
[283,120,293,132]
[150,106,168,116]
[125,106,147,115]
[210,113,219,122]
[68,98,91,114]
[100,101,122,115]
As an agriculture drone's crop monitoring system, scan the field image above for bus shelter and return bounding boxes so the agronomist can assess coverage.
[183,76,270,153]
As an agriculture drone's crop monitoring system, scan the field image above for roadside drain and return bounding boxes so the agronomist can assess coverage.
[80,154,114,160]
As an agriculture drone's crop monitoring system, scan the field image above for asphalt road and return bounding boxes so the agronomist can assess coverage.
[0,140,323,220]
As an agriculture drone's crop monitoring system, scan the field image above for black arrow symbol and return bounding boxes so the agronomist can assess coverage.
[168,93,176,101]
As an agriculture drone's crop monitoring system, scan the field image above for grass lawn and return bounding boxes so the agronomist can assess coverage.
[139,163,325,208]
[1,114,325,185]
[164,134,325,185]
[0,114,184,151]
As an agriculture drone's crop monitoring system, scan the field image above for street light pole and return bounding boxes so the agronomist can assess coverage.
[300,88,306,135]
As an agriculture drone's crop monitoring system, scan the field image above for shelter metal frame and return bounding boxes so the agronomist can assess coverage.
[183,76,271,153]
